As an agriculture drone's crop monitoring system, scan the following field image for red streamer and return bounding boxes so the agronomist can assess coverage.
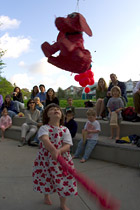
[57,155,120,210]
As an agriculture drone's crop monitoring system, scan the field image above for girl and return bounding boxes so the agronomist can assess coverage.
[31,85,39,99]
[18,99,42,147]
[107,86,124,140]
[12,86,24,112]
[45,88,59,107]
[34,97,44,113]
[0,108,12,140]
[95,78,108,119]
[0,95,18,118]
[32,103,77,210]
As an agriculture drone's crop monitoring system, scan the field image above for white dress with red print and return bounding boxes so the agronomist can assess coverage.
[32,124,78,197]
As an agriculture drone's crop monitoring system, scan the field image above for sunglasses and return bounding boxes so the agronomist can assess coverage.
[29,101,35,104]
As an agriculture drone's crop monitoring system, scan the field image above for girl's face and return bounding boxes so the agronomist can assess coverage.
[3,109,8,116]
[29,100,35,109]
[47,107,62,120]
[5,97,10,103]
[99,79,104,87]
[112,89,119,97]
[48,89,54,96]
[34,87,38,92]
[15,88,19,93]
[35,99,40,105]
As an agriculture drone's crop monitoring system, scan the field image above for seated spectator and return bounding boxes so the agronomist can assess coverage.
[31,85,39,99]
[133,81,140,122]
[104,73,127,118]
[64,97,75,116]
[36,84,46,106]
[45,88,59,107]
[34,97,44,113]
[18,99,42,147]
[73,109,101,163]
[95,78,108,119]
[107,86,124,140]
[0,94,3,108]
[0,95,18,118]
[0,108,12,140]
[12,86,24,112]
[64,110,77,138]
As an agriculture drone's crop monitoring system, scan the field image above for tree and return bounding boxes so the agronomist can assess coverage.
[57,87,66,99]
[0,49,5,73]
[0,77,14,99]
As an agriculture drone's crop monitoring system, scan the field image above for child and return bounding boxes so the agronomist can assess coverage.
[34,97,44,113]
[64,110,78,138]
[64,97,75,116]
[107,86,124,140]
[73,108,101,163]
[0,108,12,140]
[32,103,77,210]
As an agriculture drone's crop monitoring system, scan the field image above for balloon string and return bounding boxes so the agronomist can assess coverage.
[75,0,80,12]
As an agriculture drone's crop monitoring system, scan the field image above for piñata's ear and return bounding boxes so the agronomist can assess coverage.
[78,13,92,36]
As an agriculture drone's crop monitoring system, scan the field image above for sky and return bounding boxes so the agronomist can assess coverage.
[0,0,140,92]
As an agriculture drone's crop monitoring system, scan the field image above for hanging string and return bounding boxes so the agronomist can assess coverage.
[75,0,80,12]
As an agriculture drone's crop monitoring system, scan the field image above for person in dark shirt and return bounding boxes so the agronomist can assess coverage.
[64,110,77,138]
[45,88,59,107]
[12,86,24,112]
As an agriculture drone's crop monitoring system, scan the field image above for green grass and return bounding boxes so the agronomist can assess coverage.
[24,97,134,108]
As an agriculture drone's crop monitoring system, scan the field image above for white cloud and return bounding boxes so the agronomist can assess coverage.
[0,33,31,58]
[0,16,20,31]
[9,73,34,91]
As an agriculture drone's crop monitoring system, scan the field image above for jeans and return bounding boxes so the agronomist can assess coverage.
[74,139,97,160]
[14,101,24,112]
[8,110,16,118]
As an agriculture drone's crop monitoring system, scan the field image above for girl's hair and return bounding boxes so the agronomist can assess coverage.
[2,107,8,115]
[34,97,42,107]
[27,99,36,110]
[86,108,96,117]
[4,95,12,107]
[43,103,64,125]
[46,88,56,100]
[111,86,121,97]
[31,86,39,97]
[13,86,21,93]
[96,78,108,91]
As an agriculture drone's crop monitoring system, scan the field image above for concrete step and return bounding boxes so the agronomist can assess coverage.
[62,107,89,118]
[75,118,140,137]
[72,134,140,168]
[12,116,26,126]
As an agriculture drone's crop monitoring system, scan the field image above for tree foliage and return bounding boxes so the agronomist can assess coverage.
[0,76,14,99]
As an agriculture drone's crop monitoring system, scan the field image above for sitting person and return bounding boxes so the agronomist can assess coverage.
[18,99,42,147]
[73,108,101,163]
[45,88,59,107]
[104,73,127,118]
[64,97,75,116]
[0,108,12,140]
[107,86,124,140]
[12,86,24,112]
[95,78,108,119]
[0,95,18,118]
[36,84,46,106]
[30,85,39,99]
[133,81,140,122]
[64,110,77,138]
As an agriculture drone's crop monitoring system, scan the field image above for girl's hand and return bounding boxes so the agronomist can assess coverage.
[51,149,61,160]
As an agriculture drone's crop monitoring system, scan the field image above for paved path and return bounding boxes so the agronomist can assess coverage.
[0,138,140,210]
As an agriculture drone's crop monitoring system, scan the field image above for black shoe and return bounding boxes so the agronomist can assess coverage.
[132,116,140,122]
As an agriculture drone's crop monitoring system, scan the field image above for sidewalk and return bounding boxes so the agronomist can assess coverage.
[0,138,140,210]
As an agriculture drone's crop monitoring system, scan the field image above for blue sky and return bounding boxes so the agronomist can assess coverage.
[0,0,140,91]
